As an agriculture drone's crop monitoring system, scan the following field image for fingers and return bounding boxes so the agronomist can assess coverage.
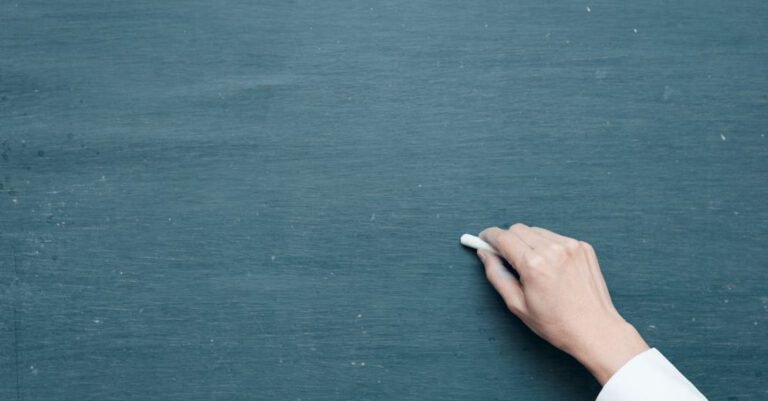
[477,249,526,314]
[481,224,589,276]
[510,223,573,265]
[509,223,550,250]
[479,227,531,275]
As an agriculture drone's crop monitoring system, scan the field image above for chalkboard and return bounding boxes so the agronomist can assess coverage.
[1,1,766,400]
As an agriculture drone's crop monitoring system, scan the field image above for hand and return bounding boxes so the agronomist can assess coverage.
[477,223,649,385]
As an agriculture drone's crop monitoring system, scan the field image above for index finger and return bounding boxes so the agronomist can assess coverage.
[479,227,533,276]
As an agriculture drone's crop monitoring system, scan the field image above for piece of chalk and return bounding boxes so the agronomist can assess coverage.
[460,234,499,255]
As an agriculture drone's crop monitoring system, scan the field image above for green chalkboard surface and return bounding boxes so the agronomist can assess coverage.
[2,1,767,400]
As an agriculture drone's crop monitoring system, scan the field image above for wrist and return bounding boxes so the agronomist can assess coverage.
[570,321,650,385]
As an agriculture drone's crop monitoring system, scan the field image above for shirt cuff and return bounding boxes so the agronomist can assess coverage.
[596,348,707,401]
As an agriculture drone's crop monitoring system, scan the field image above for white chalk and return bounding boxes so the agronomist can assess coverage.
[460,234,499,255]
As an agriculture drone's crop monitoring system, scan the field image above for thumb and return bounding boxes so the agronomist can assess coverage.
[478,249,526,315]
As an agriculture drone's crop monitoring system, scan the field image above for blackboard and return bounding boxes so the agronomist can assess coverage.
[2,1,766,400]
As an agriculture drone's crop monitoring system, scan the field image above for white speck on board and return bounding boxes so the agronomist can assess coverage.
[93,319,101,324]
[586,6,591,12]
[357,314,363,318]
[663,85,673,100]
[720,133,727,141]
[271,255,276,261]
[595,69,607,80]
[370,213,376,221]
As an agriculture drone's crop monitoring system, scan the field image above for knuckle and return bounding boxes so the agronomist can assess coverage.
[579,241,594,253]
[548,243,566,257]
[564,239,580,253]
[509,223,526,233]
[525,253,545,268]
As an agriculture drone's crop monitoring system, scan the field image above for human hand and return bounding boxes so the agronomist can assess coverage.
[477,223,649,385]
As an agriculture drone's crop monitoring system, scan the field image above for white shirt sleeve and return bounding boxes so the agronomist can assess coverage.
[596,348,707,401]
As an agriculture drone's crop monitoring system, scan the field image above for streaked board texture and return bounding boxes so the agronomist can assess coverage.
[1,1,767,400]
